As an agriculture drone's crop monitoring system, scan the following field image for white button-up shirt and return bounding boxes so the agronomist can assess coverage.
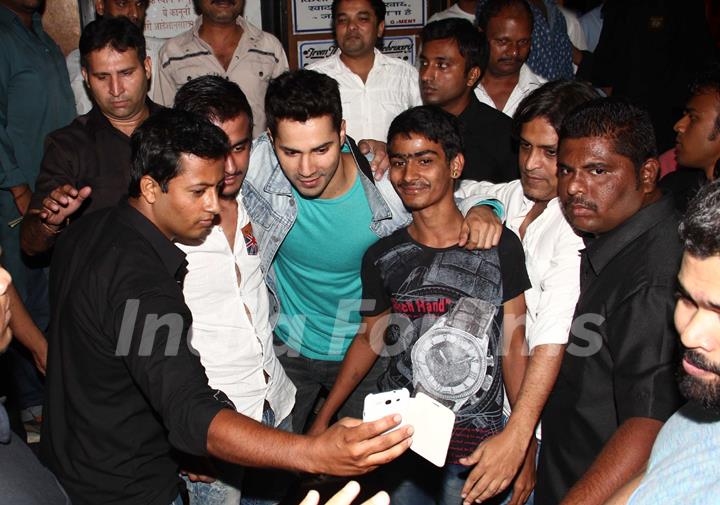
[458,180,583,430]
[474,64,546,118]
[177,197,295,424]
[307,48,422,142]
[458,179,582,350]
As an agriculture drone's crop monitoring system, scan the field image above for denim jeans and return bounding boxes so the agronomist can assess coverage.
[184,411,293,505]
[275,339,387,433]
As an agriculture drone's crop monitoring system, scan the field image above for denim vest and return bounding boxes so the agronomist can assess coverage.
[242,133,412,326]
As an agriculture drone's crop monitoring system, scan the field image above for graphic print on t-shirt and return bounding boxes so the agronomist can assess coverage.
[366,239,505,462]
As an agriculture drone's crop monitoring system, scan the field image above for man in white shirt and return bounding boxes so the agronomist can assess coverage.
[174,75,295,504]
[307,0,422,142]
[456,80,597,504]
[428,0,477,24]
[475,0,545,117]
[156,0,288,137]
[66,0,164,115]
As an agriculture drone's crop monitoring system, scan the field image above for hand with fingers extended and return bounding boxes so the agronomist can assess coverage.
[458,205,503,250]
[308,415,413,476]
[36,184,92,229]
[459,429,529,504]
[357,139,389,179]
[300,480,390,505]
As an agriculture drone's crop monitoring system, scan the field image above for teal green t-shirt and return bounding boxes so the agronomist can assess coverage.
[274,173,378,360]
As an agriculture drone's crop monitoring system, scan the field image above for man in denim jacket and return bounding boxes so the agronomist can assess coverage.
[242,69,500,433]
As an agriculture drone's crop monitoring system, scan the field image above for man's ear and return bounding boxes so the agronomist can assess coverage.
[81,66,89,87]
[139,175,160,204]
[143,56,152,81]
[467,66,482,88]
[450,153,465,179]
[339,119,347,147]
[377,21,385,38]
[639,158,660,193]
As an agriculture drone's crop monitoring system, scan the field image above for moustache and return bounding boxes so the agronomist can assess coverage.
[564,196,598,212]
[398,182,430,190]
[683,348,720,375]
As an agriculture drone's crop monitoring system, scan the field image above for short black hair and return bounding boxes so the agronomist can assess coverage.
[477,0,534,32]
[265,70,343,137]
[679,179,720,258]
[79,16,146,70]
[331,0,386,24]
[560,97,658,176]
[128,109,229,198]
[387,105,464,163]
[174,75,254,129]
[513,80,600,138]
[689,61,720,139]
[420,18,489,75]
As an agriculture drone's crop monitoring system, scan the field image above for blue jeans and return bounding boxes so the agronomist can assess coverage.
[184,411,293,505]
[275,338,387,433]
[382,451,507,505]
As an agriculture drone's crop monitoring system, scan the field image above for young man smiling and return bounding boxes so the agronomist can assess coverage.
[306,105,530,505]
[243,70,501,434]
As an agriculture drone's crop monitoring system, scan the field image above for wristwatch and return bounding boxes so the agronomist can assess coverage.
[411,297,497,412]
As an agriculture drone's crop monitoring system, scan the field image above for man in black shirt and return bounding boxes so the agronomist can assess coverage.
[21,17,161,256]
[536,98,683,505]
[41,109,412,505]
[419,18,517,183]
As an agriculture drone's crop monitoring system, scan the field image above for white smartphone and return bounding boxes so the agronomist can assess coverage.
[362,388,410,432]
[404,392,455,467]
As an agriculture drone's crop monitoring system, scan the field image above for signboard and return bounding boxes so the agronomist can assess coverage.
[292,0,425,34]
[298,35,417,68]
[145,0,195,39]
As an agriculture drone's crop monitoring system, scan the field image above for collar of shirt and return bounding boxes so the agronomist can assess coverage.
[0,4,38,28]
[584,195,676,276]
[116,200,188,281]
[458,93,501,123]
[332,48,388,77]
[192,15,272,58]
[87,98,164,136]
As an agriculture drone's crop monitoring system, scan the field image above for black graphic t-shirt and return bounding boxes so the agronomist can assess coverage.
[361,226,530,463]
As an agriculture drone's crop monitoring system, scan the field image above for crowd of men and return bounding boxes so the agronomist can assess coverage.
[1,0,719,504]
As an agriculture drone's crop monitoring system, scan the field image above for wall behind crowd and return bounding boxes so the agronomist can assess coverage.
[42,0,263,56]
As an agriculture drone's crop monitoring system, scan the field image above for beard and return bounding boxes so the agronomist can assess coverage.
[677,348,720,412]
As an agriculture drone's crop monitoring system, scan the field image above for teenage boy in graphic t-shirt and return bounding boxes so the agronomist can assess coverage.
[307,105,531,505]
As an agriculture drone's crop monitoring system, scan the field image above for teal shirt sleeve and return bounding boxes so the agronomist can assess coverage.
[0,44,24,188]
[473,199,505,220]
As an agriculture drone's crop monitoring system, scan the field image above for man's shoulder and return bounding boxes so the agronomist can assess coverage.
[158,28,196,58]
[306,53,340,72]
[376,51,418,74]
[365,227,410,259]
[242,19,284,50]
[46,114,95,146]
[463,97,512,128]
